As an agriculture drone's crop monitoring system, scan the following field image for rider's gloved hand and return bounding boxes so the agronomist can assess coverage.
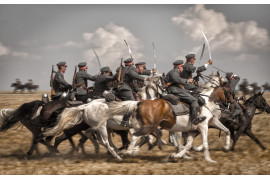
[66,84,73,91]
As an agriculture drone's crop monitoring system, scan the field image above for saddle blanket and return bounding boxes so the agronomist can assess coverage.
[167,101,190,116]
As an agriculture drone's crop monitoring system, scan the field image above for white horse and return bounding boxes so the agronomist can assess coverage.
[43,75,166,160]
[107,73,224,162]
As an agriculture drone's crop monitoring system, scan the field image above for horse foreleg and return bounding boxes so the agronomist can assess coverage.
[170,132,195,159]
[231,127,245,151]
[199,124,216,163]
[27,134,40,156]
[88,125,122,160]
[210,117,231,151]
[245,129,266,151]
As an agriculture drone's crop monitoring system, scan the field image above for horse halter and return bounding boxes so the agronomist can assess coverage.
[250,95,269,113]
[145,77,165,99]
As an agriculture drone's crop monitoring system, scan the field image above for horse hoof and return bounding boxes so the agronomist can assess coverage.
[183,154,192,160]
[222,147,230,152]
[206,159,217,163]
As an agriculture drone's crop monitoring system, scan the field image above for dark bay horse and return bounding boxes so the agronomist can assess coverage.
[219,92,270,151]
[0,91,76,156]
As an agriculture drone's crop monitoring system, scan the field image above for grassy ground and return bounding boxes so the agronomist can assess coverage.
[0,91,270,175]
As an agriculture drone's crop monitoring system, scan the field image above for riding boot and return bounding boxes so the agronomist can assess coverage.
[121,112,132,128]
[190,105,206,125]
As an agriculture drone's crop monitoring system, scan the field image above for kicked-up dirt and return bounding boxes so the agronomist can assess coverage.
[0,91,270,175]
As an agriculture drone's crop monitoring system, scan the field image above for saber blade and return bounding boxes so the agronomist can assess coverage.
[200,29,211,59]
[152,42,157,69]
[124,39,133,58]
[92,48,101,70]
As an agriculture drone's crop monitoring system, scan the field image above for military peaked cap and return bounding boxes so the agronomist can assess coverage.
[57,61,66,66]
[100,66,110,73]
[135,62,146,66]
[225,72,233,79]
[124,58,134,63]
[185,54,195,58]
[78,62,87,67]
[173,60,184,65]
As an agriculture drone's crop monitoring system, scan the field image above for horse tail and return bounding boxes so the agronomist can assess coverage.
[107,100,139,117]
[0,100,43,132]
[43,104,87,137]
[0,108,16,130]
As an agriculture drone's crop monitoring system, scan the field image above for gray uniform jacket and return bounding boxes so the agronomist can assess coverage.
[119,65,145,91]
[75,70,96,95]
[94,74,116,92]
[165,68,187,94]
[228,75,240,93]
[181,62,207,79]
[53,71,69,96]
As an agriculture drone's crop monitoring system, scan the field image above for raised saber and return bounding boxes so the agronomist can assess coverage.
[124,40,133,58]
[194,43,205,74]
[92,48,101,70]
[200,29,211,60]
[152,42,157,69]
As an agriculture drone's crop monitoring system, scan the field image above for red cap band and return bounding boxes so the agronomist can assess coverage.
[79,66,87,70]
[174,64,184,68]
[125,62,133,66]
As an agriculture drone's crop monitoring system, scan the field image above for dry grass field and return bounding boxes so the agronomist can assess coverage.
[0,91,270,175]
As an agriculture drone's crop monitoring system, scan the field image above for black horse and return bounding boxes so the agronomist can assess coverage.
[220,92,270,151]
[11,83,26,92]
[0,91,77,156]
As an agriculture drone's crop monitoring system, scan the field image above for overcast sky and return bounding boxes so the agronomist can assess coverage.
[0,4,270,90]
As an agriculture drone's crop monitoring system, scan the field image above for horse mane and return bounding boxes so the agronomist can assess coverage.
[0,100,43,132]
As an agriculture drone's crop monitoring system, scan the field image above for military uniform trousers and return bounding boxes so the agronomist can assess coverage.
[168,86,199,120]
[119,89,135,101]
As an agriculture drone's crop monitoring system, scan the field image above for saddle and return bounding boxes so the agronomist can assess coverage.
[162,94,190,116]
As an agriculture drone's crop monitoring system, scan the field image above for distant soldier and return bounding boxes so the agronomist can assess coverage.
[135,62,157,76]
[74,62,96,102]
[181,54,213,90]
[164,60,206,125]
[52,61,72,101]
[28,79,33,87]
[225,72,243,121]
[93,66,116,99]
[118,58,145,127]
[16,78,22,86]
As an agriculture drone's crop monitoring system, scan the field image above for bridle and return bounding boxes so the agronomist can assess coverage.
[246,94,269,114]
[144,77,165,99]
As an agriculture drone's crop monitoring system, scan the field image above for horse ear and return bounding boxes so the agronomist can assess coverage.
[162,73,165,78]
[261,91,264,95]
[217,71,220,76]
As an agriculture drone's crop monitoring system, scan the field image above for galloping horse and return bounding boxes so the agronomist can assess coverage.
[11,83,26,92]
[107,73,224,162]
[42,75,166,160]
[0,91,76,156]
[220,92,270,150]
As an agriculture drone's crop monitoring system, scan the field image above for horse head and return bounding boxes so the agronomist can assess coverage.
[246,92,270,114]
[203,72,223,89]
[138,75,165,100]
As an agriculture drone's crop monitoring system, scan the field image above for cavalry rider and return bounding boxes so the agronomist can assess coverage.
[225,72,243,121]
[52,61,73,101]
[16,78,22,86]
[118,57,145,127]
[93,66,116,99]
[74,62,96,102]
[135,62,157,76]
[181,54,213,90]
[164,60,206,125]
[133,62,157,93]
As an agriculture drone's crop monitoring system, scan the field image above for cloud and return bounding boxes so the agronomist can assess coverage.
[11,51,41,60]
[45,41,83,50]
[171,5,270,55]
[82,22,143,70]
[0,42,10,56]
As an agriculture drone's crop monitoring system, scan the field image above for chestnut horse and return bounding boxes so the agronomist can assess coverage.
[107,73,225,162]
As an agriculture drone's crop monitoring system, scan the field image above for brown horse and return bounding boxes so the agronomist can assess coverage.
[108,73,226,162]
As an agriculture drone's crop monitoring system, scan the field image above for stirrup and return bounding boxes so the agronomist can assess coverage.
[121,121,132,128]
[192,116,206,125]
